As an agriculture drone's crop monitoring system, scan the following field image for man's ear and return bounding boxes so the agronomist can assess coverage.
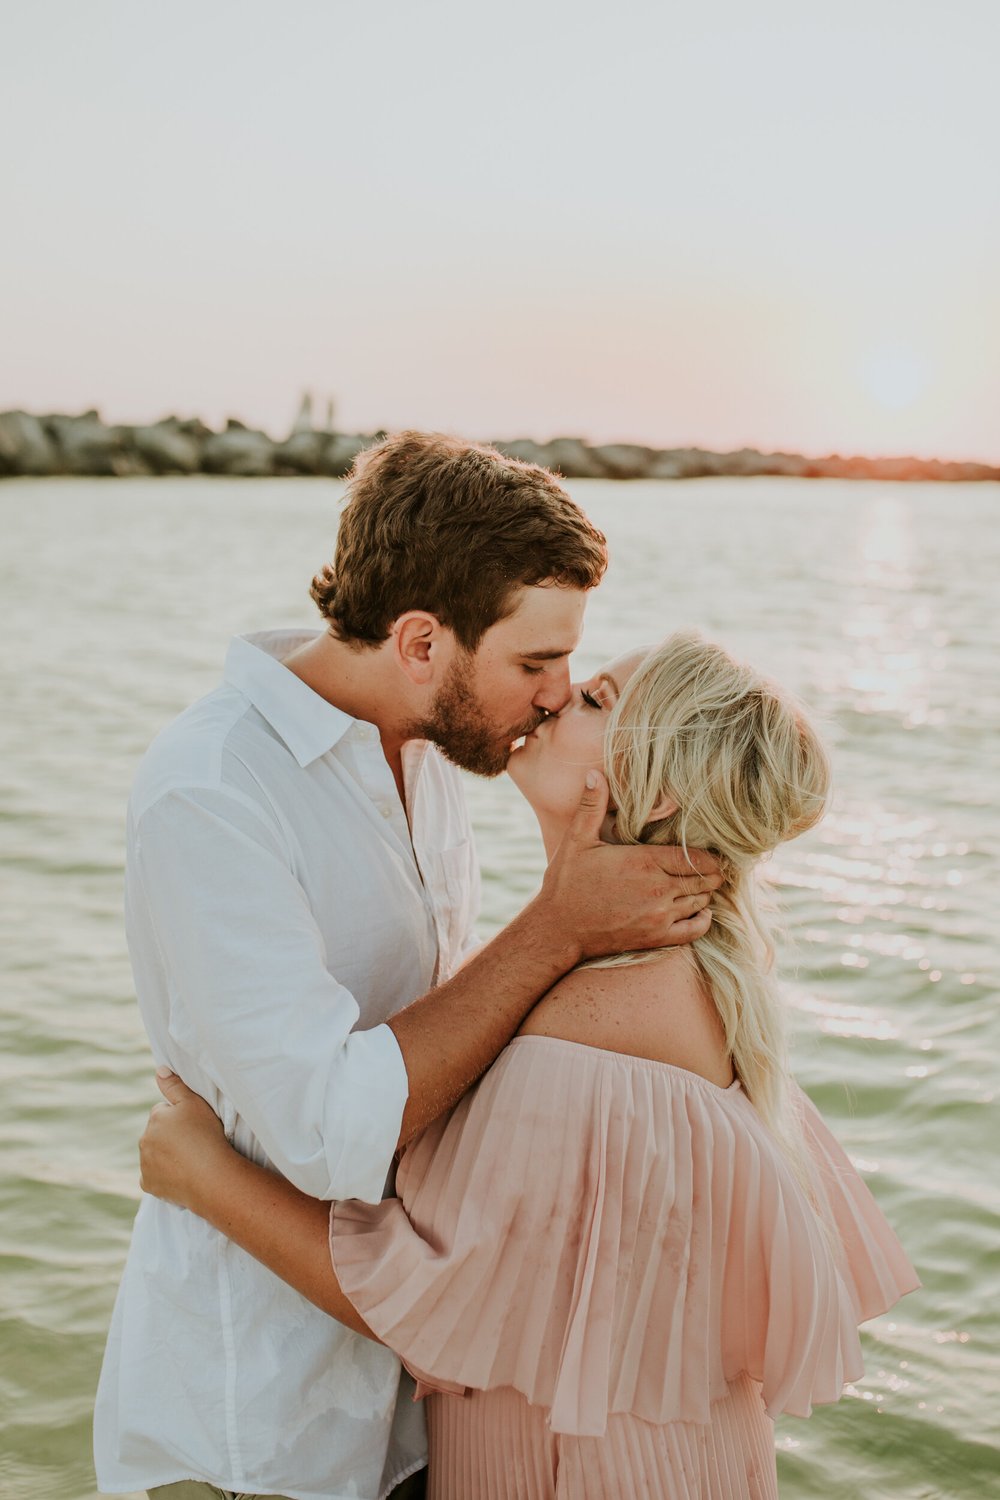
[392,612,448,686]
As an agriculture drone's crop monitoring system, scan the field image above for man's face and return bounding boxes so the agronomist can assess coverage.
[414,585,588,777]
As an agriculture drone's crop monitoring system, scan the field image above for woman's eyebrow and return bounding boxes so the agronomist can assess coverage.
[598,672,621,695]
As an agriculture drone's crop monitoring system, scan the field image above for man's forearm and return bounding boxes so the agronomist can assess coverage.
[389,895,577,1145]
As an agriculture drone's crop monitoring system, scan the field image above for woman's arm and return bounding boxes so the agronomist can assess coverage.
[139,1071,378,1341]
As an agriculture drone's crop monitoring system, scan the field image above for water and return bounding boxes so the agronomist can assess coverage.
[1,476,998,1499]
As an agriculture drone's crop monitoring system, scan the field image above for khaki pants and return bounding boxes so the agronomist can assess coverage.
[149,1472,426,1500]
[148,1487,292,1500]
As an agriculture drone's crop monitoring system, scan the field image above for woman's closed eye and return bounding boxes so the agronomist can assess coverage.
[581,687,603,709]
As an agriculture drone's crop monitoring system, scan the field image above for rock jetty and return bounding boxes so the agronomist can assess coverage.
[1,409,997,483]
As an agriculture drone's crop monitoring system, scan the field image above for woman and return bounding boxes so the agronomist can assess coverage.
[141,631,919,1499]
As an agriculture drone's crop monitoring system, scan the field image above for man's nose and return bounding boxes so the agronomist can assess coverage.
[534,667,572,716]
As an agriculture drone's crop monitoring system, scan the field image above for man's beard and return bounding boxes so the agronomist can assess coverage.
[404,654,544,777]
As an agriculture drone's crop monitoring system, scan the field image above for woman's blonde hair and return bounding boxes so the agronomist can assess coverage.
[590,630,831,1153]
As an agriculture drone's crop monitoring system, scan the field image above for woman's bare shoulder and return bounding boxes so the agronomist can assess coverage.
[516,950,734,1087]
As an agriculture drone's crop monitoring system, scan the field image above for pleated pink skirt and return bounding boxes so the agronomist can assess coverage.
[424,1374,778,1500]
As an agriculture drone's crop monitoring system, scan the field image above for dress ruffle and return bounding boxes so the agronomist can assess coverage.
[331,1035,918,1437]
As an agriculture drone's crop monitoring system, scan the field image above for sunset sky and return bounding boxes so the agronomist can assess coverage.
[3,0,998,459]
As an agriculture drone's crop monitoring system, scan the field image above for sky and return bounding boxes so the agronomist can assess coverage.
[2,0,998,459]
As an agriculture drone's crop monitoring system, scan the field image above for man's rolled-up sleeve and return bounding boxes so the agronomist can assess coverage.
[132,785,409,1202]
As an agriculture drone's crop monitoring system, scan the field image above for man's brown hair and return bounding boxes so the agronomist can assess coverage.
[310,431,607,650]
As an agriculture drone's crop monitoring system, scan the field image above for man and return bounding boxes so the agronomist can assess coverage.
[94,432,719,1500]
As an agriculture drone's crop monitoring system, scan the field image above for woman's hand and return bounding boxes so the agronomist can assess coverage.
[139,1070,233,1213]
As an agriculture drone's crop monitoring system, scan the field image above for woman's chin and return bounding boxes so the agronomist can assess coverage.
[504,750,531,797]
[505,756,548,816]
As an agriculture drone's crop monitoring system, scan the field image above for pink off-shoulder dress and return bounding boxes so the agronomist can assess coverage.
[330,1036,919,1500]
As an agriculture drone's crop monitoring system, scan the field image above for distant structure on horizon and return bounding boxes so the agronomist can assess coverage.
[290,391,337,438]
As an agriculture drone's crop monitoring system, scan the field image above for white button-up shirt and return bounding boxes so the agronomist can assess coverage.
[94,630,480,1500]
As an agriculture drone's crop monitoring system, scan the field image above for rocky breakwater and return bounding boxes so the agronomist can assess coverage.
[493,437,1000,483]
[0,412,373,479]
[1,410,998,483]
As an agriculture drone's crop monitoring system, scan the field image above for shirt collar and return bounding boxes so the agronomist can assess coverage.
[224,630,357,767]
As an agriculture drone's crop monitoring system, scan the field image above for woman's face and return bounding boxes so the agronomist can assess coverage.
[506,646,648,830]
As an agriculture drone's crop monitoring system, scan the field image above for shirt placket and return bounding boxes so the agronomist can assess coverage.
[404,751,455,984]
[351,726,445,967]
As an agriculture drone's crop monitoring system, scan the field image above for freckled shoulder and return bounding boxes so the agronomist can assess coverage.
[516,950,734,1087]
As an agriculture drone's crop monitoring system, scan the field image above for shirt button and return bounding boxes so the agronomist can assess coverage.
[380,805,392,818]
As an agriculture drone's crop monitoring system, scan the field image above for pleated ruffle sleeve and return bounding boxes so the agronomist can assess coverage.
[330,1035,919,1437]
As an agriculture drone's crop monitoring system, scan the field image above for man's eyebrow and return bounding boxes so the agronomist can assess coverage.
[518,647,575,661]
